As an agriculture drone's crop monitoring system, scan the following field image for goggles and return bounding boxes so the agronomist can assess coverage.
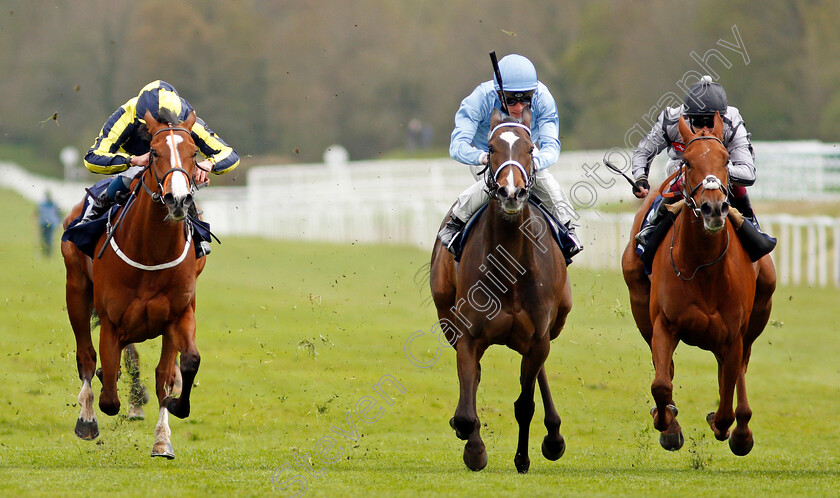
[688,114,715,129]
[500,90,534,106]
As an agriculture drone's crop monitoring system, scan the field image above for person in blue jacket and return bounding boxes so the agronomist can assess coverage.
[439,54,582,257]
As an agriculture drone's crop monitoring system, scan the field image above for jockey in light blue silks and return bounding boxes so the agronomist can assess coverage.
[438,54,583,257]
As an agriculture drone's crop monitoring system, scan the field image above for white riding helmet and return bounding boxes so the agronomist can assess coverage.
[494,54,538,92]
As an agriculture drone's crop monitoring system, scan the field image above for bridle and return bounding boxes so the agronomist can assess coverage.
[678,135,730,217]
[669,134,731,280]
[483,122,535,197]
[97,125,197,270]
[140,126,196,203]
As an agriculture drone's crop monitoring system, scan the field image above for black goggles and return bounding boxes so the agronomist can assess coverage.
[689,114,715,129]
[501,90,534,106]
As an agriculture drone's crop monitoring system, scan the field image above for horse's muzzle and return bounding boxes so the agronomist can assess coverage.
[162,192,194,221]
[497,185,529,215]
[700,200,729,232]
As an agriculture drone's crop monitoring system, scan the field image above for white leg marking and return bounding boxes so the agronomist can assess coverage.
[154,407,172,445]
[78,379,96,422]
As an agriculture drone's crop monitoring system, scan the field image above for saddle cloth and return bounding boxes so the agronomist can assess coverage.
[451,199,577,265]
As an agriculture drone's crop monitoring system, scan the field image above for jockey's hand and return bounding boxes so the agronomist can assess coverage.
[130,152,150,166]
[633,177,650,199]
[194,160,212,185]
[480,153,488,165]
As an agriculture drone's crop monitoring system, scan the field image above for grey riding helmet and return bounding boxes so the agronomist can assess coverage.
[683,75,727,116]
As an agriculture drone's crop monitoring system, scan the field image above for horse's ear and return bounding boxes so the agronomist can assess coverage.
[520,106,532,128]
[490,108,503,129]
[183,110,197,131]
[144,109,161,134]
[678,115,693,144]
[712,111,724,140]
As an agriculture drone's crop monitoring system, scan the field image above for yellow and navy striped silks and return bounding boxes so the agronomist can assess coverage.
[84,80,239,175]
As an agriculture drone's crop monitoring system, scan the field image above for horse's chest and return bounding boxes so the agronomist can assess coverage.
[109,285,194,337]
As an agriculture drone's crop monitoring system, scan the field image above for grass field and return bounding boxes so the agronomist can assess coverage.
[1,187,839,497]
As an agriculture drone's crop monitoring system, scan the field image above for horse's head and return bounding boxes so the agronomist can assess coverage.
[144,109,198,221]
[677,112,730,232]
[486,107,534,218]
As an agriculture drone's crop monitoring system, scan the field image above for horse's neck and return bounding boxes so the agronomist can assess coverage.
[123,193,187,254]
[485,203,535,263]
[676,209,728,268]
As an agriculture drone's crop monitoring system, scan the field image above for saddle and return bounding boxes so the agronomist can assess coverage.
[62,179,215,259]
[451,199,578,264]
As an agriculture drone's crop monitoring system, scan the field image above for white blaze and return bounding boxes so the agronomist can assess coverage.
[165,134,190,197]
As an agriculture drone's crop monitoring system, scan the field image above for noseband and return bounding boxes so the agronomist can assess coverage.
[679,135,729,217]
[141,126,194,202]
[484,122,535,195]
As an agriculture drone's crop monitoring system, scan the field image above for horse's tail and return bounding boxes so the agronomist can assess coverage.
[414,262,434,307]
[90,309,101,329]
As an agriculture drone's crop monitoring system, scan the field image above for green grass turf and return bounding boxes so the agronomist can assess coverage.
[1,187,838,496]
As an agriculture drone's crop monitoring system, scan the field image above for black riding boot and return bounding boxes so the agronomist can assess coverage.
[80,190,114,224]
[730,191,759,228]
[438,216,466,255]
[635,197,674,247]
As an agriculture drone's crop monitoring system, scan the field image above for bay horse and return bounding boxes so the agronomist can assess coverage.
[430,108,572,473]
[61,109,206,459]
[621,113,776,455]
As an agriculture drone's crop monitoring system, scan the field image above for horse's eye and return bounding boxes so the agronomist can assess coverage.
[529,146,535,154]
[488,145,495,154]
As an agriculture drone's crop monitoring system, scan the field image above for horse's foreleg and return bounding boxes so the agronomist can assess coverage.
[66,276,98,439]
[97,319,122,416]
[452,337,487,471]
[708,338,743,443]
[728,356,754,456]
[164,311,199,420]
[537,367,565,462]
[513,341,550,474]
[151,336,178,459]
[124,344,149,420]
[650,316,683,450]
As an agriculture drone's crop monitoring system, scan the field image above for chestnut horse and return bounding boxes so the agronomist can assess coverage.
[621,113,776,455]
[430,108,571,473]
[61,110,206,459]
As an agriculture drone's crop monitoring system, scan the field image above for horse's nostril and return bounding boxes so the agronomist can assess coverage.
[163,193,175,206]
[700,203,712,216]
[498,187,509,199]
[516,188,528,201]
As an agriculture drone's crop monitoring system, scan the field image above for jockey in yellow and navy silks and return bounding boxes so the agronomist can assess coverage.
[80,80,239,223]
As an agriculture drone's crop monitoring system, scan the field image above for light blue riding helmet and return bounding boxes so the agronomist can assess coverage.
[493,54,538,92]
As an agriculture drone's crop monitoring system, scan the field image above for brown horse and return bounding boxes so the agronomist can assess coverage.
[61,110,206,459]
[621,113,776,455]
[430,108,572,473]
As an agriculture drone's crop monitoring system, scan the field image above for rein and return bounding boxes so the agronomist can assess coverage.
[96,125,196,270]
[669,133,730,279]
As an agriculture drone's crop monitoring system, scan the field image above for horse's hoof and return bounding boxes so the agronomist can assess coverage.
[706,412,730,441]
[164,396,190,419]
[541,434,566,461]
[514,452,530,474]
[99,400,120,417]
[74,418,99,440]
[729,433,754,456]
[151,441,175,459]
[127,405,145,421]
[463,439,488,471]
[659,431,685,451]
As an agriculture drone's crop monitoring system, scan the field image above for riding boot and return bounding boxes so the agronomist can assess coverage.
[531,169,583,257]
[438,217,466,255]
[635,196,674,247]
[730,190,760,229]
[80,190,114,224]
[564,222,583,258]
